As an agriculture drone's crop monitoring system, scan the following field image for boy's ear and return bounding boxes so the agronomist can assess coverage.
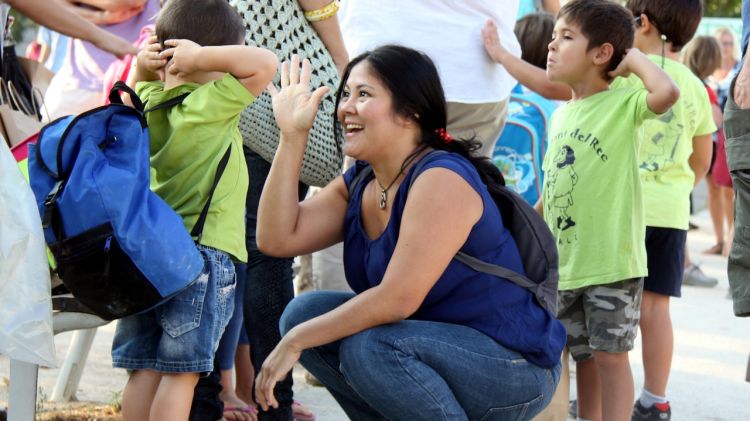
[637,13,656,34]
[592,43,614,66]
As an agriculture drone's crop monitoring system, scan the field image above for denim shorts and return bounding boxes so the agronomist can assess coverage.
[558,278,644,362]
[112,245,236,374]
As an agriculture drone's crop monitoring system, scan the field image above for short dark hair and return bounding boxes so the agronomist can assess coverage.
[515,12,555,70]
[683,36,722,80]
[558,0,635,76]
[626,0,703,53]
[156,0,244,48]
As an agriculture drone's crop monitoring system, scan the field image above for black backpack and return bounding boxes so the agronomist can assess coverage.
[348,150,559,314]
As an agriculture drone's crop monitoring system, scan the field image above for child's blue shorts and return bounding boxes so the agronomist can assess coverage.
[112,245,236,374]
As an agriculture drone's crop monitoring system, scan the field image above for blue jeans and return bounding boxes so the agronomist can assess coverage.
[281,291,561,421]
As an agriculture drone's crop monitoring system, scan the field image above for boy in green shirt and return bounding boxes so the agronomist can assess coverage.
[538,1,678,420]
[616,1,715,420]
[110,1,277,419]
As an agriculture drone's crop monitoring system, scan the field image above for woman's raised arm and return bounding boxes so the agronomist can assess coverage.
[256,56,349,257]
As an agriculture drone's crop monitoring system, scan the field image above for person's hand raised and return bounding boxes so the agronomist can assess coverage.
[268,55,331,137]
[481,19,510,64]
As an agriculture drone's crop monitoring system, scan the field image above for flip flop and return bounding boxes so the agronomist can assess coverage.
[292,401,316,421]
[224,405,258,421]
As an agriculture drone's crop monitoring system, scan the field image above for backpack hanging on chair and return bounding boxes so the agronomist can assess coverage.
[27,82,228,321]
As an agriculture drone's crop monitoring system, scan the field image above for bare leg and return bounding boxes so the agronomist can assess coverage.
[594,350,634,421]
[121,369,160,421]
[235,344,255,405]
[723,186,735,256]
[705,174,725,253]
[639,291,673,397]
[221,368,251,409]
[576,358,602,421]
[151,372,199,421]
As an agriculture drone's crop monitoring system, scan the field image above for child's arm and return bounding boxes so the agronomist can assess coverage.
[688,134,712,187]
[608,48,679,114]
[133,35,166,84]
[161,39,278,97]
[481,20,571,101]
[534,199,543,216]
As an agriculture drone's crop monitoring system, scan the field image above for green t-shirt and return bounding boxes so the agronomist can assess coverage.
[137,74,254,262]
[611,56,716,229]
[543,88,656,290]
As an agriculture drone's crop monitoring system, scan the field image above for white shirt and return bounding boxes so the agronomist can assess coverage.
[339,0,521,103]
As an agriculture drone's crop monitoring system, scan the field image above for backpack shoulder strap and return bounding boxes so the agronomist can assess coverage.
[191,145,232,242]
[406,150,553,310]
[454,252,536,290]
[145,93,191,113]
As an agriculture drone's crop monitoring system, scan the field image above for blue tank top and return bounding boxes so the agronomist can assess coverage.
[343,152,565,368]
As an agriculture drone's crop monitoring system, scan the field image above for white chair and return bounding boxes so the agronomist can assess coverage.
[7,296,108,421]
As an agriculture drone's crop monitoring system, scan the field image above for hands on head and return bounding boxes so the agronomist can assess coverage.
[136,37,208,81]
[608,47,642,80]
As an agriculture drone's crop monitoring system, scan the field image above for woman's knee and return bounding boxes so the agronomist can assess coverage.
[279,291,355,336]
[338,328,394,387]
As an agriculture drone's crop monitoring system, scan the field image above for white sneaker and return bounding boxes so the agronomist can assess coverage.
[683,264,718,288]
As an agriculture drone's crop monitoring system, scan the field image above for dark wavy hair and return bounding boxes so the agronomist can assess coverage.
[334,45,505,188]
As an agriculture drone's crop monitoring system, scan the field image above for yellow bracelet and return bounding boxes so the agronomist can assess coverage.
[304,0,340,22]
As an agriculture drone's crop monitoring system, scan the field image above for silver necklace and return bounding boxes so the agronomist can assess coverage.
[373,146,426,210]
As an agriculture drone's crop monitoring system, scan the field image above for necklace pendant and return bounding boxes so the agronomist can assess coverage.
[379,190,387,209]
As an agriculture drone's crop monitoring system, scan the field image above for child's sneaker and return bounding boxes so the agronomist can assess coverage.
[632,400,671,421]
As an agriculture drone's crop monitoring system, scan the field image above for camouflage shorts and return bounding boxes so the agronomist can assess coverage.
[557,278,644,362]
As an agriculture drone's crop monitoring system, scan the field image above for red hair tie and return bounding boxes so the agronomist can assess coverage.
[436,128,453,144]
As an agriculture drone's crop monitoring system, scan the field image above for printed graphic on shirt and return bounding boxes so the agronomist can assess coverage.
[639,109,685,173]
[547,145,578,232]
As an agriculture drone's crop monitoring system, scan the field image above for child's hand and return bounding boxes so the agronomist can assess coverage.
[136,35,166,78]
[608,48,645,80]
[160,39,202,79]
[481,20,509,64]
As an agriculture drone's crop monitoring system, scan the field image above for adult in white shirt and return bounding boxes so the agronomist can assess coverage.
[339,0,521,157]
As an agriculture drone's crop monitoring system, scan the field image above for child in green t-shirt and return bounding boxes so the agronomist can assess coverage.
[110,0,277,419]
[615,2,715,420]
[537,1,679,420]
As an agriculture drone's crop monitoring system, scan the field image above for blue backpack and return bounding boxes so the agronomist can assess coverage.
[493,85,557,205]
[28,82,227,320]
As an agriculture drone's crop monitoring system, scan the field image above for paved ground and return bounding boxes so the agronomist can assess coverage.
[2,205,749,420]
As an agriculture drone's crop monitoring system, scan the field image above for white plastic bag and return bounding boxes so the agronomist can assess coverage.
[0,139,56,367]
